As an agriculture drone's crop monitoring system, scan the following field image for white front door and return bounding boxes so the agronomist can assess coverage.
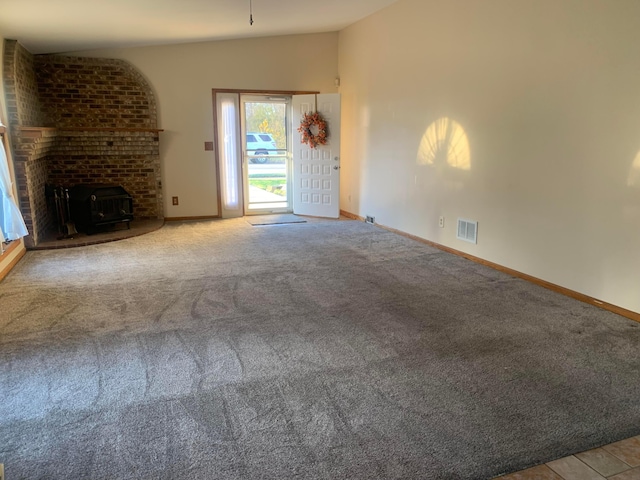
[292,93,341,218]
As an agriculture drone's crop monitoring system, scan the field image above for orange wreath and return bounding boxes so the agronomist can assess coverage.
[298,112,328,149]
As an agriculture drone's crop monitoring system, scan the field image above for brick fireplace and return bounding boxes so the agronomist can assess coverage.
[2,39,163,248]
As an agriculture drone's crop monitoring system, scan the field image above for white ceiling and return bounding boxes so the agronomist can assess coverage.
[0,0,399,54]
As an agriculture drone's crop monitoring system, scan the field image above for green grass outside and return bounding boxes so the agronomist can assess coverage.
[249,178,287,196]
[249,173,286,179]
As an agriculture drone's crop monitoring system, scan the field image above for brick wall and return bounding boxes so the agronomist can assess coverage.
[11,130,57,247]
[47,131,161,219]
[3,41,53,247]
[3,40,47,127]
[35,56,157,129]
[2,40,162,247]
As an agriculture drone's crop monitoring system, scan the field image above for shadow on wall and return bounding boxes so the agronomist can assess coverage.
[417,117,471,171]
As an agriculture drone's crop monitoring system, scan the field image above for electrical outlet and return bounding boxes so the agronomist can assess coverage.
[365,215,375,224]
[439,216,445,228]
[172,196,179,206]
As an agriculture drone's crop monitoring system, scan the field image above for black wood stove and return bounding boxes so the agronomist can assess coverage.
[69,184,133,234]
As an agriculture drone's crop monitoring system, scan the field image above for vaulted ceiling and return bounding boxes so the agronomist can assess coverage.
[0,0,399,54]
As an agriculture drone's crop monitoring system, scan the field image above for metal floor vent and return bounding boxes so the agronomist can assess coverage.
[457,218,478,244]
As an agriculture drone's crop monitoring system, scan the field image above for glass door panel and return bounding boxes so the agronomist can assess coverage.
[241,96,291,214]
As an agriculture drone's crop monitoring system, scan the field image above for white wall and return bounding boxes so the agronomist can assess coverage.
[76,33,339,217]
[339,0,640,313]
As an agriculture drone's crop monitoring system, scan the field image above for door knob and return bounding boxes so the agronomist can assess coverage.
[333,165,340,170]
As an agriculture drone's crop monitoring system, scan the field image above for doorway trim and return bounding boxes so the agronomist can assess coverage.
[212,89,318,218]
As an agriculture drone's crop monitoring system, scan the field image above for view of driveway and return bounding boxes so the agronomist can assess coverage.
[246,160,287,209]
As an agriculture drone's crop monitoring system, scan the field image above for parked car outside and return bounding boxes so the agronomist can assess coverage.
[246,132,285,163]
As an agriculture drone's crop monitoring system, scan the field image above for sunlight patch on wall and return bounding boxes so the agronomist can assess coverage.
[417,118,471,170]
[627,150,640,187]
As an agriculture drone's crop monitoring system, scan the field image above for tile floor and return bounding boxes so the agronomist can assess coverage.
[495,435,640,479]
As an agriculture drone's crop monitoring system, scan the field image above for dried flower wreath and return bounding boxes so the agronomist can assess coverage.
[298,112,328,149]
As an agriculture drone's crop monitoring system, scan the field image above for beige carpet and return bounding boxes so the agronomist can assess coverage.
[1,217,640,479]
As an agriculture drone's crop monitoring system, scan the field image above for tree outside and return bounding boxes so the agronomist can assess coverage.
[245,101,288,200]
[245,103,287,149]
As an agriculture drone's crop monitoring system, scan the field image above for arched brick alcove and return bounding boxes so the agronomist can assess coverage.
[3,39,163,248]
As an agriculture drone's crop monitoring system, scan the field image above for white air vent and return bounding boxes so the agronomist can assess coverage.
[457,218,478,244]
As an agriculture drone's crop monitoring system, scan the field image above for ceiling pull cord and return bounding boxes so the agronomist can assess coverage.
[249,0,254,25]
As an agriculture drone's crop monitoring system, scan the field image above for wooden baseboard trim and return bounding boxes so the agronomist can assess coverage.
[0,241,26,283]
[340,210,364,221]
[340,210,640,323]
[164,215,220,222]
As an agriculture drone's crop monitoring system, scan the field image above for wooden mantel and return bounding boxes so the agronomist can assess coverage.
[16,126,164,138]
